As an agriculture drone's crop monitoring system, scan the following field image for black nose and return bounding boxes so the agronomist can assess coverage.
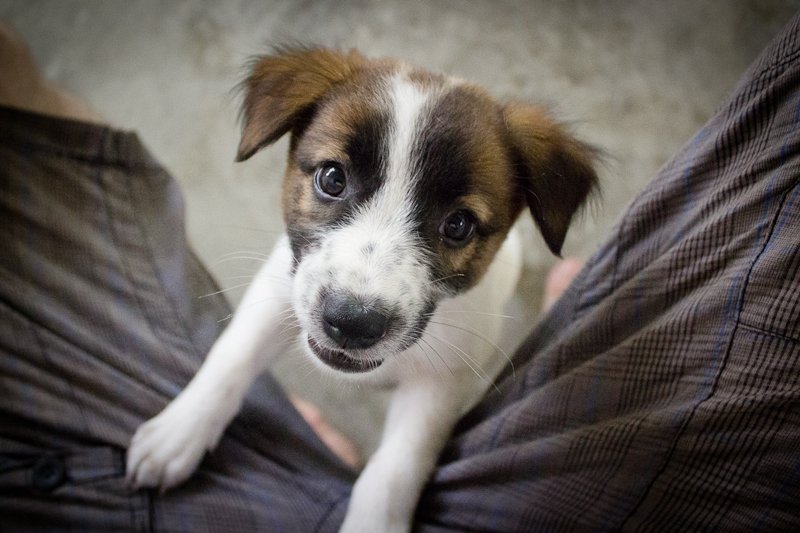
[321,294,390,349]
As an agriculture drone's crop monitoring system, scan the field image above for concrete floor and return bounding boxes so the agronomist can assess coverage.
[2,0,796,454]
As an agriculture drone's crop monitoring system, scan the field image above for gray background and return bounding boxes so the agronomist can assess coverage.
[2,0,796,455]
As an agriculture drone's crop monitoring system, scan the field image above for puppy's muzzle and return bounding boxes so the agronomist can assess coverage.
[321,293,390,350]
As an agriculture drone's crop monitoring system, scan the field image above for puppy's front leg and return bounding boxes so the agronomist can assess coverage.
[340,377,472,533]
[126,236,294,491]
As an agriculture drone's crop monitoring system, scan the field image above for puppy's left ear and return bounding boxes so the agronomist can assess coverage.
[503,102,598,256]
[236,46,364,162]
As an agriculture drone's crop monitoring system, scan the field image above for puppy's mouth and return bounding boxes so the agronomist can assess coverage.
[307,336,384,373]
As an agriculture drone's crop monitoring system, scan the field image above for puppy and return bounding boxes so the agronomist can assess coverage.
[126,47,597,532]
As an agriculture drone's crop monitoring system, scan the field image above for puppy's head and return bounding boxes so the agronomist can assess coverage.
[237,47,596,375]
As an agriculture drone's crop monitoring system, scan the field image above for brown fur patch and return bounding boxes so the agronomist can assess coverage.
[237,47,368,161]
[417,83,525,287]
[236,46,596,288]
[292,73,389,167]
[502,102,598,255]
[279,63,398,261]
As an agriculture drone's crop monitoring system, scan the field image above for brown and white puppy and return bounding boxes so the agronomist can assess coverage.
[126,47,596,532]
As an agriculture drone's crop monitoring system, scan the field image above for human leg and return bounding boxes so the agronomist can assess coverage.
[0,25,354,531]
[411,12,800,532]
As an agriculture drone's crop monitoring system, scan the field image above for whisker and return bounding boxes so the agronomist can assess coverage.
[417,335,454,377]
[198,282,253,299]
[216,271,293,289]
[428,310,517,320]
[428,319,516,380]
[216,250,272,259]
[216,296,293,323]
[423,330,500,394]
[221,274,257,281]
[278,323,303,337]
[425,273,466,287]
[216,225,283,235]
[275,307,297,319]
[213,255,269,266]
[276,314,301,332]
[411,340,440,378]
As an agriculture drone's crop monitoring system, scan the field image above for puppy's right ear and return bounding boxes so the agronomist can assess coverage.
[236,47,364,162]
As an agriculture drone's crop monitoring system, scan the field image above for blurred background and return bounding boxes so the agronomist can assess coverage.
[2,0,796,454]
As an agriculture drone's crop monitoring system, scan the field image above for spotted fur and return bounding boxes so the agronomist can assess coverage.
[128,45,599,532]
[237,47,597,368]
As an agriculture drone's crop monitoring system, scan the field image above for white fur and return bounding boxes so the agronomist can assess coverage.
[294,75,439,370]
[126,238,294,490]
[126,73,523,531]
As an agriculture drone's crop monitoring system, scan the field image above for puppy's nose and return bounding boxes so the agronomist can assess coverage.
[321,294,389,349]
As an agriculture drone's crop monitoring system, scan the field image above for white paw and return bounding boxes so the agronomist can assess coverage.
[126,399,218,492]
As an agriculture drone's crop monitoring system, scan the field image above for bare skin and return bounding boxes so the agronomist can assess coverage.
[543,258,584,312]
[0,20,583,471]
[0,22,102,122]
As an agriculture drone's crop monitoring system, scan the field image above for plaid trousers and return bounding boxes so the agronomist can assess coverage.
[1,13,799,533]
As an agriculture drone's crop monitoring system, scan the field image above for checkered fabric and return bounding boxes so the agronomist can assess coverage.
[1,12,799,532]
[418,12,800,532]
[0,109,354,531]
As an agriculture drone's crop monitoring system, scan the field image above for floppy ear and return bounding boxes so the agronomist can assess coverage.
[236,46,364,162]
[503,102,598,256]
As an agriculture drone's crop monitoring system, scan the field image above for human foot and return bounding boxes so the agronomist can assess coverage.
[542,258,583,312]
[289,395,362,470]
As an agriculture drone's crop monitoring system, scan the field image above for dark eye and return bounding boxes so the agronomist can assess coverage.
[439,210,476,246]
[314,163,347,198]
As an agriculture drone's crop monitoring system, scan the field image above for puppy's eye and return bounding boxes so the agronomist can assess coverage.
[439,210,476,246]
[314,163,347,198]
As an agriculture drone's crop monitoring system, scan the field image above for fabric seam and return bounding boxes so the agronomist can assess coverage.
[617,158,795,530]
